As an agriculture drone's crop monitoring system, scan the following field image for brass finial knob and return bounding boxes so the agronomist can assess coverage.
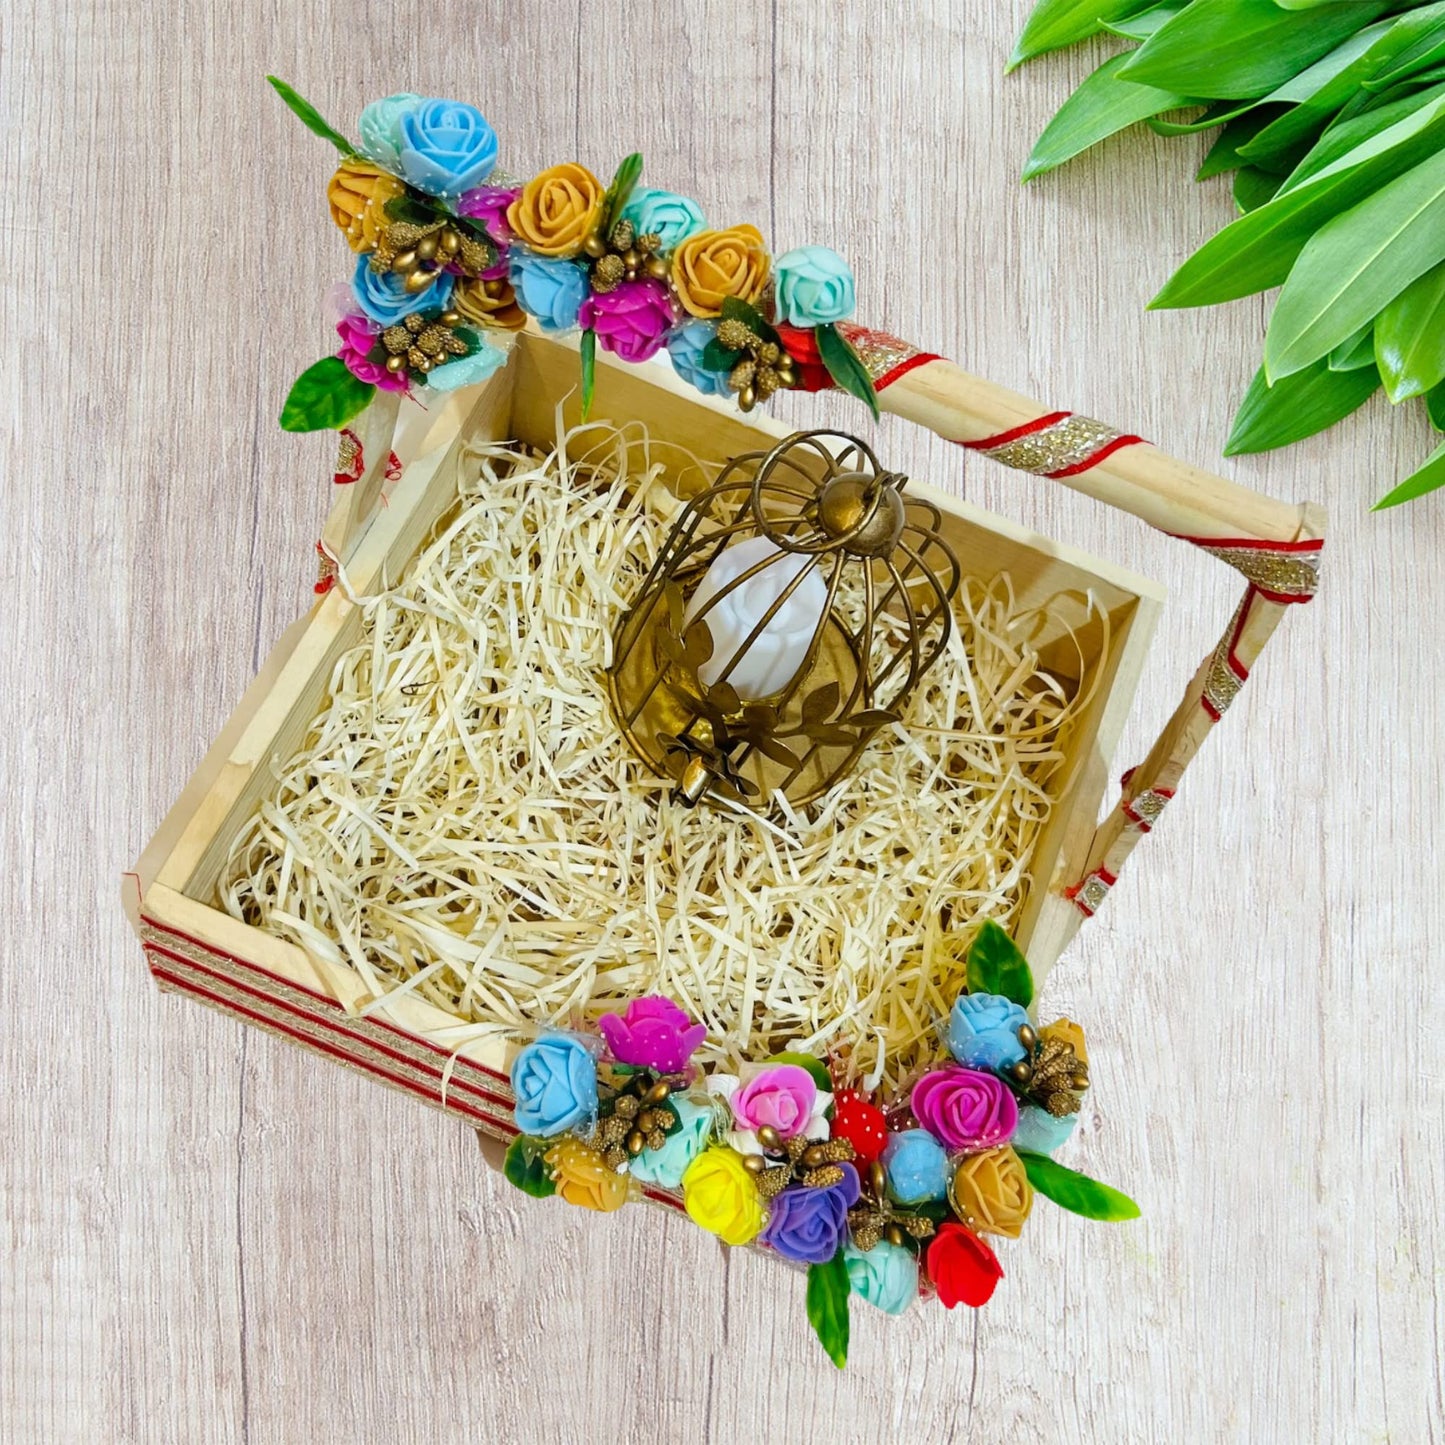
[816,471,907,556]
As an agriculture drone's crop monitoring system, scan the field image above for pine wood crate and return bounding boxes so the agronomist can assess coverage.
[124,324,1322,1148]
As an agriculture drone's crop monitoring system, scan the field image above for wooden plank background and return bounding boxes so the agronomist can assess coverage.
[4,2,1443,1440]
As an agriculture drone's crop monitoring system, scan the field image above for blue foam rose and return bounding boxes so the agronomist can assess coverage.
[774,245,857,328]
[619,186,705,252]
[667,321,731,397]
[396,98,499,197]
[351,255,453,327]
[509,1034,598,1138]
[844,1239,919,1315]
[509,253,589,333]
[946,992,1029,1072]
[629,1096,714,1190]
[1012,1104,1077,1156]
[881,1128,949,1204]
[357,93,422,170]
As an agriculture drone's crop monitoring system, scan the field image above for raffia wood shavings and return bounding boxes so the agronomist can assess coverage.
[221,422,1103,1090]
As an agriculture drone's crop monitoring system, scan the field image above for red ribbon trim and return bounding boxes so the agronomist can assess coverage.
[1046,432,1145,478]
[874,351,942,392]
[958,411,1073,451]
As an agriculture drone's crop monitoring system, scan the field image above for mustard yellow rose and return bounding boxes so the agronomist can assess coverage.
[1041,1017,1088,1066]
[506,163,604,257]
[544,1137,631,1213]
[948,1146,1033,1240]
[671,225,770,318]
[327,158,404,253]
[682,1147,765,1246]
[452,274,528,331]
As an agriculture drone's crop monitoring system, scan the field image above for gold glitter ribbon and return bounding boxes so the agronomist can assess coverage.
[1178,536,1322,604]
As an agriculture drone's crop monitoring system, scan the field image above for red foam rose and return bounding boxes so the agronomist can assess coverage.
[831,1088,890,1163]
[775,324,834,393]
[926,1222,1004,1309]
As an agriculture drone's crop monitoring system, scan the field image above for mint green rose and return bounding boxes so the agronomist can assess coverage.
[619,186,705,252]
[844,1239,918,1315]
[358,93,421,170]
[774,244,857,327]
[629,1096,715,1189]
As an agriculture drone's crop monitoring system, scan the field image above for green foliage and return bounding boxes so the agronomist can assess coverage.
[815,323,880,419]
[1013,0,1445,504]
[965,919,1034,1008]
[267,76,355,155]
[1017,1151,1141,1221]
[502,1136,557,1198]
[601,153,644,234]
[279,358,374,432]
[579,328,596,420]
[805,1250,851,1368]
[1224,358,1380,455]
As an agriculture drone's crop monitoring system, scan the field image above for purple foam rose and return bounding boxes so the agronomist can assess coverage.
[578,278,677,364]
[760,1166,862,1265]
[457,184,520,244]
[597,995,706,1073]
[336,314,408,393]
[910,1066,1018,1153]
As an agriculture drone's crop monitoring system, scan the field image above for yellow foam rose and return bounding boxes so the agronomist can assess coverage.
[326,158,404,254]
[1040,1017,1088,1065]
[506,163,604,258]
[682,1147,765,1246]
[453,274,528,331]
[544,1137,631,1213]
[948,1146,1033,1240]
[671,225,770,318]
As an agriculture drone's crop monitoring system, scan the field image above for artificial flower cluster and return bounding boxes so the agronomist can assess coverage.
[501,922,1137,1367]
[271,80,877,434]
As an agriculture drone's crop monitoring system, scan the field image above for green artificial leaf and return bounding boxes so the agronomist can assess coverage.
[719,295,781,344]
[579,328,596,420]
[1018,1151,1141,1221]
[1283,80,1445,194]
[1224,358,1380,454]
[384,193,444,226]
[805,1250,851,1369]
[1151,87,1445,308]
[279,357,374,432]
[1266,147,1445,380]
[1328,323,1377,370]
[771,1051,834,1092]
[1233,165,1282,212]
[1008,0,1156,68]
[1373,438,1445,507]
[815,323,880,419]
[1120,0,1397,100]
[1022,52,1196,180]
[1103,1,1187,43]
[501,1136,557,1198]
[701,338,743,374]
[601,152,644,234]
[267,76,355,155]
[1374,257,1445,400]
[965,919,1035,1008]
[1428,379,1445,430]
[1196,111,1280,179]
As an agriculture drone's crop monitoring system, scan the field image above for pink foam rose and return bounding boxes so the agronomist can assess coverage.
[910,1066,1018,1153]
[729,1064,817,1140]
[578,278,677,364]
[597,995,706,1074]
[456,184,520,244]
[336,314,409,393]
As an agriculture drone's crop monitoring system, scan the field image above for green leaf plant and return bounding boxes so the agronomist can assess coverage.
[1014,0,1445,507]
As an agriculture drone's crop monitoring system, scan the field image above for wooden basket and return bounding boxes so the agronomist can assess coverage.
[124,323,1324,1154]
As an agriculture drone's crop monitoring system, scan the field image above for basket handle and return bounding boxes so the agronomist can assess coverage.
[845,326,1326,939]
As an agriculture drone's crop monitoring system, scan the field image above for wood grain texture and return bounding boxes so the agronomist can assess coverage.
[3,1,1442,1440]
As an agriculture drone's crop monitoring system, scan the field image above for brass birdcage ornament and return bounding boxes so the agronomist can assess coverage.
[607,429,962,810]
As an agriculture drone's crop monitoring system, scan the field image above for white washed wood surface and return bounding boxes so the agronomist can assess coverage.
[3,2,1443,1441]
